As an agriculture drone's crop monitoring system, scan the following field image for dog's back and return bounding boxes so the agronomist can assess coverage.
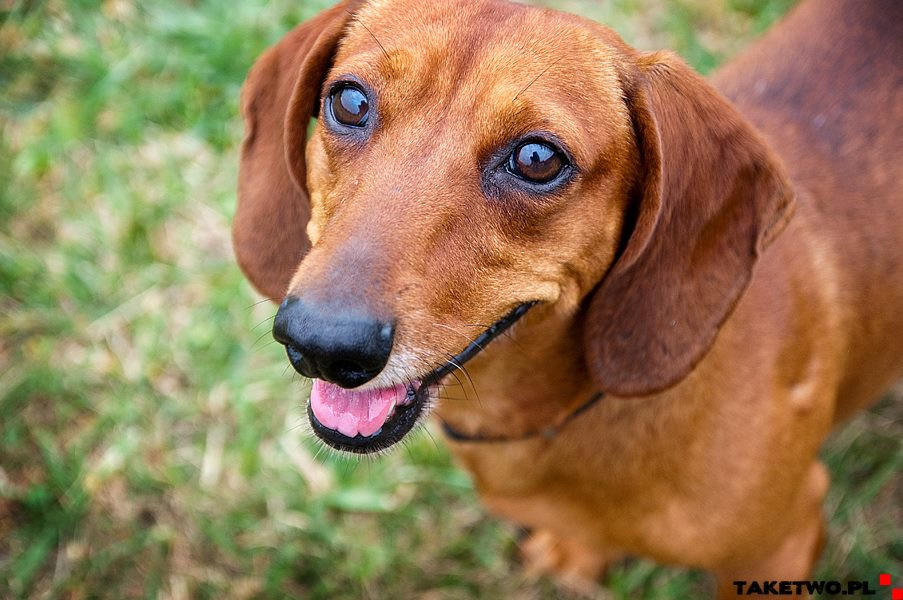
[714,0,903,421]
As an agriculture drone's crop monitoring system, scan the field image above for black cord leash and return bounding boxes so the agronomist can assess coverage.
[439,391,605,443]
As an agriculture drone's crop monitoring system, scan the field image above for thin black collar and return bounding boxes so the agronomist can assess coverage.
[439,391,605,443]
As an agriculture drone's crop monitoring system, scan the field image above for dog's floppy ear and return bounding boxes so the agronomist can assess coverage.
[584,52,795,396]
[234,1,359,301]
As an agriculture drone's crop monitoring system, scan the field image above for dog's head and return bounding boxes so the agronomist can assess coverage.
[234,0,794,452]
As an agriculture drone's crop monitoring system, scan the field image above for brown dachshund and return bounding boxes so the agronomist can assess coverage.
[233,0,903,596]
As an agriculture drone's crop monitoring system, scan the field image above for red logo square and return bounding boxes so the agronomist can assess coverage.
[879,574,891,586]
[891,587,902,600]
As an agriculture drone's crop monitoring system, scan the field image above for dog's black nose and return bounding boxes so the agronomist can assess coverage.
[272,296,394,388]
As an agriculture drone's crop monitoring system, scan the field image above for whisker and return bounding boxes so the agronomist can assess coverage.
[312,440,327,463]
[251,328,274,349]
[422,426,443,455]
[513,56,564,102]
[344,8,391,63]
[462,321,530,356]
[252,334,281,353]
[341,455,358,477]
[433,322,488,354]
[402,437,417,463]
[440,353,482,408]
[251,314,276,332]
[245,297,277,310]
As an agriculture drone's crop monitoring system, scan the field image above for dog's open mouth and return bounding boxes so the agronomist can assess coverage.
[307,302,535,453]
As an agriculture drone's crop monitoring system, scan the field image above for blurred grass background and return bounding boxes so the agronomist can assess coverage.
[1,0,900,598]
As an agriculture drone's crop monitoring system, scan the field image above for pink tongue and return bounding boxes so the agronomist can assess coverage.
[310,380,410,438]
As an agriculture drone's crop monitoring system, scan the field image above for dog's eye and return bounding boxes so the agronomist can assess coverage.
[330,85,369,127]
[507,141,566,183]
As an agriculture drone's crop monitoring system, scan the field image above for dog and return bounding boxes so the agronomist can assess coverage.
[233,0,903,596]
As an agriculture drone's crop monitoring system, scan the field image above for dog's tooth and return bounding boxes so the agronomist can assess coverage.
[401,385,418,406]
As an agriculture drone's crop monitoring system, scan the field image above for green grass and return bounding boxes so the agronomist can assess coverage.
[1,0,899,598]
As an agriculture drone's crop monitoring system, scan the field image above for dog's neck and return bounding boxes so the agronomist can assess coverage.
[434,303,598,439]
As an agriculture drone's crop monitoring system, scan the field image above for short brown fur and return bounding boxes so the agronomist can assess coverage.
[234,0,903,596]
